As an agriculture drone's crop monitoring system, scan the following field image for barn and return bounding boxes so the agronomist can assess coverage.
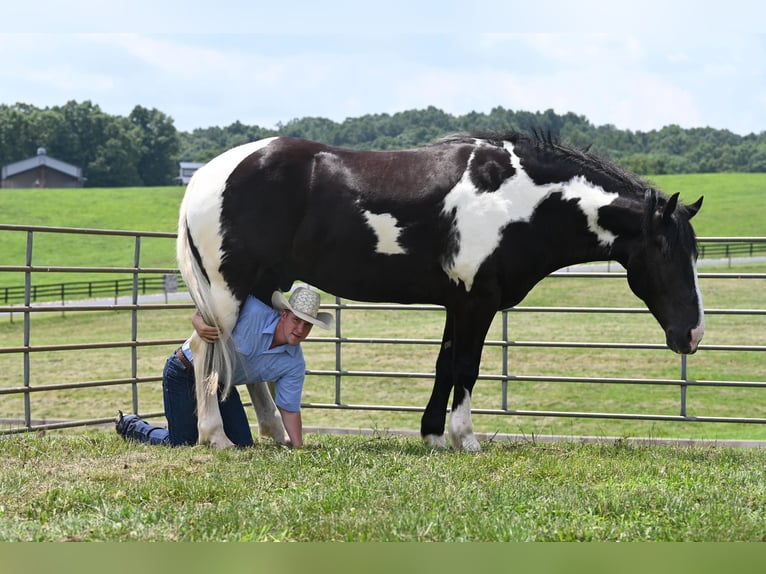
[1,147,84,188]
[175,161,204,186]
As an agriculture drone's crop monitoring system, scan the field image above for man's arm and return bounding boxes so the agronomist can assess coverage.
[278,407,303,448]
[191,311,221,343]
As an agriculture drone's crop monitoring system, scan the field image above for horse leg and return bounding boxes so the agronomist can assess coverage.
[191,283,242,449]
[449,306,496,452]
[420,313,456,449]
[244,382,290,445]
[421,304,495,452]
[447,307,494,452]
[447,365,482,452]
[189,332,235,449]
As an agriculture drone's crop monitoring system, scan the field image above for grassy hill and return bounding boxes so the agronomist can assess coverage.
[650,173,766,237]
[0,186,185,232]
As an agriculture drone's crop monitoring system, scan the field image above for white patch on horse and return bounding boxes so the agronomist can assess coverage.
[362,210,407,255]
[440,143,548,291]
[179,137,281,338]
[183,137,279,284]
[440,141,619,291]
[560,176,618,246]
[448,393,480,451]
[690,258,705,350]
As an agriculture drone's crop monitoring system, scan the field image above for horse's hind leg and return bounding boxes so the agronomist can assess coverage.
[192,284,242,449]
[245,382,290,445]
[190,332,235,449]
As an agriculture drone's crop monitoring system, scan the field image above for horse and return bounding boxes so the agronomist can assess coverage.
[177,131,704,451]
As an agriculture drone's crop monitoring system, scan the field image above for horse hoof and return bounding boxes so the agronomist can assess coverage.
[209,438,236,450]
[423,434,448,449]
[200,430,235,449]
[461,435,482,452]
[449,432,482,452]
[258,423,289,445]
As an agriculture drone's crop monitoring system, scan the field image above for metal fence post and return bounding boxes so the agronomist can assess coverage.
[502,309,509,411]
[131,236,141,414]
[680,354,688,417]
[334,296,342,405]
[23,230,33,429]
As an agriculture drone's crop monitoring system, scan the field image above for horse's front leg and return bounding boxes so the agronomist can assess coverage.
[421,314,455,449]
[245,382,290,445]
[447,314,493,451]
[421,305,494,452]
[448,371,481,452]
[190,333,235,449]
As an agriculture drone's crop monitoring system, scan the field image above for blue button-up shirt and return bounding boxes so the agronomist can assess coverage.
[181,296,306,412]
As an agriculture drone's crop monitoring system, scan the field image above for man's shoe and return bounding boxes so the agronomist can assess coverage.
[115,410,139,439]
[115,411,169,445]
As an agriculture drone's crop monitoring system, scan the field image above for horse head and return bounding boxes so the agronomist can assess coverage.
[618,190,705,354]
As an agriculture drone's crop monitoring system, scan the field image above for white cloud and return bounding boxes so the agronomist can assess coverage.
[0,29,763,135]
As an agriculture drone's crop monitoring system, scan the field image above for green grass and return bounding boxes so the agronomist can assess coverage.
[0,187,183,289]
[0,432,764,541]
[650,173,766,237]
[0,187,184,232]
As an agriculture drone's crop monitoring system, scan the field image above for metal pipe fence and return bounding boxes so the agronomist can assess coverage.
[0,224,764,436]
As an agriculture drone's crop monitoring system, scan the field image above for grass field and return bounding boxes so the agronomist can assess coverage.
[0,432,764,541]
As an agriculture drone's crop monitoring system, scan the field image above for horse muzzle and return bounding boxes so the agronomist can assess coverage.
[666,323,704,355]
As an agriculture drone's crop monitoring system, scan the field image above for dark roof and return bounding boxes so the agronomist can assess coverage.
[1,148,82,180]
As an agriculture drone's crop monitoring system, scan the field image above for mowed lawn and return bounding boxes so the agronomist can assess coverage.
[1,431,765,542]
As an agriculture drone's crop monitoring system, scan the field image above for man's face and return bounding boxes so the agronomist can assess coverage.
[278,310,313,346]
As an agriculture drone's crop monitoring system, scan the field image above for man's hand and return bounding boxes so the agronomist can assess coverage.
[192,311,221,343]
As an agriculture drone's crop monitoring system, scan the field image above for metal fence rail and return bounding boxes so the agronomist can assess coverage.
[0,224,764,435]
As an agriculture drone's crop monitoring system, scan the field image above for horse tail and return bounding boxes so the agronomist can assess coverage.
[176,202,236,401]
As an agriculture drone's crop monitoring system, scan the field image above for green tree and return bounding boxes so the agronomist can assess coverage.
[129,106,180,185]
[86,118,142,187]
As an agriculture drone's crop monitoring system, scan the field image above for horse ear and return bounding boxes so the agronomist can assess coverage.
[686,196,704,219]
[662,192,680,224]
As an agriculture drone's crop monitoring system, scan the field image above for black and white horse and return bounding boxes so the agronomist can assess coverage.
[177,131,704,451]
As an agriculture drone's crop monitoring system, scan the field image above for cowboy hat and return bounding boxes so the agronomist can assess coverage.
[271,287,333,330]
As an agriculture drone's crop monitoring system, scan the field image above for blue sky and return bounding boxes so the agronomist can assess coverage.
[1,1,765,135]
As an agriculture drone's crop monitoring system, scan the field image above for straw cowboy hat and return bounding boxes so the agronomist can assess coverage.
[271,287,333,329]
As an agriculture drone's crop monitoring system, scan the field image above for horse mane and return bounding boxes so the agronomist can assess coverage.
[437,130,654,200]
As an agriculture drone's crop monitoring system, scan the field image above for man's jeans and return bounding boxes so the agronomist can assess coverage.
[120,352,254,447]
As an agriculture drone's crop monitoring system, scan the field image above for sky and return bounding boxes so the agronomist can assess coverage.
[1,1,765,136]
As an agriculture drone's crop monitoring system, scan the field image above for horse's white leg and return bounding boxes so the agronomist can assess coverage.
[423,434,449,449]
[190,333,235,449]
[448,393,481,452]
[245,382,289,445]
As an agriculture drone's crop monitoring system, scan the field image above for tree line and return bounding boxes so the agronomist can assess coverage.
[1,100,765,187]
